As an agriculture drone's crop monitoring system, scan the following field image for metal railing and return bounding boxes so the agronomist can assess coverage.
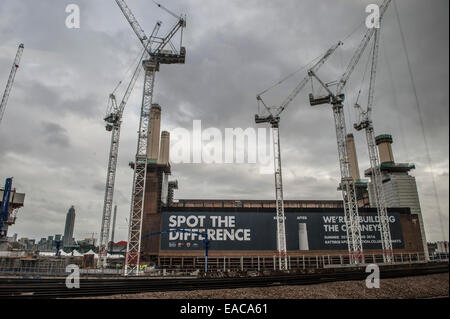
[157,252,449,272]
[0,252,447,276]
[0,266,124,276]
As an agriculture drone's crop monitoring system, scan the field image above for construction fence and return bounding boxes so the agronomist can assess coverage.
[0,252,447,276]
[158,252,446,272]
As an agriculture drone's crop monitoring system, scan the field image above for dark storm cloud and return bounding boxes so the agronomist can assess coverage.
[0,0,447,243]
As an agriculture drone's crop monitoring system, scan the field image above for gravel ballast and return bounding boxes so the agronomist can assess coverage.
[85,272,448,299]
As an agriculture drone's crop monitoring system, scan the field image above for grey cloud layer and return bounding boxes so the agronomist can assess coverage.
[0,0,447,242]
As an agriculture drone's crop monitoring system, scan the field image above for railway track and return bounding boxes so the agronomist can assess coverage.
[0,263,447,298]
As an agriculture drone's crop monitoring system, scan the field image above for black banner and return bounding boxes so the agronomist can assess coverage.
[160,211,404,251]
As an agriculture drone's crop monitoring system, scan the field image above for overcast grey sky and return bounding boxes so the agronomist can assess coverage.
[0,0,448,243]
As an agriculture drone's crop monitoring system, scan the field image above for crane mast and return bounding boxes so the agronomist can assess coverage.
[255,114,287,270]
[126,60,157,276]
[255,42,341,270]
[272,121,286,270]
[0,44,24,125]
[354,28,393,263]
[98,49,146,268]
[308,0,391,264]
[309,71,363,264]
[115,0,186,276]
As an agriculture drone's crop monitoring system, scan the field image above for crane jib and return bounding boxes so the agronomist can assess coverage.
[0,44,24,126]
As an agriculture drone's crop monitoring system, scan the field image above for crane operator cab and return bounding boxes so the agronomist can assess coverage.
[309,93,331,106]
[151,46,186,65]
[309,93,345,106]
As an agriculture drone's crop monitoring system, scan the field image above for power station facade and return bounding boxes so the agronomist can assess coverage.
[136,107,427,263]
[366,134,429,258]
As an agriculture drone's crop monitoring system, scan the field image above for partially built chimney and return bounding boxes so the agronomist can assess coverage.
[147,104,161,163]
[375,134,395,164]
[346,133,361,181]
[158,131,170,165]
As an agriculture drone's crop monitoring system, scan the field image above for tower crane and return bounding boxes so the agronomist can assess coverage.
[98,47,147,268]
[353,27,393,263]
[255,42,342,270]
[98,15,164,269]
[308,0,392,264]
[0,44,24,126]
[114,0,186,276]
[115,0,186,59]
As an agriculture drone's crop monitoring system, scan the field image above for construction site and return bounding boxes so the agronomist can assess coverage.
[0,0,448,299]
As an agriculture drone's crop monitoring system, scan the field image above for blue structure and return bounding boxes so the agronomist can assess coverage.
[0,178,13,238]
[55,240,62,256]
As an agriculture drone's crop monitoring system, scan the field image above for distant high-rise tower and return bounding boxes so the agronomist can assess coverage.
[63,206,76,248]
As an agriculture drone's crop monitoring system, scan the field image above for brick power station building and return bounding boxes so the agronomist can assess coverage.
[137,105,427,269]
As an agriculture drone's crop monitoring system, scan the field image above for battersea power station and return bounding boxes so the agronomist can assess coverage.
[138,105,427,270]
